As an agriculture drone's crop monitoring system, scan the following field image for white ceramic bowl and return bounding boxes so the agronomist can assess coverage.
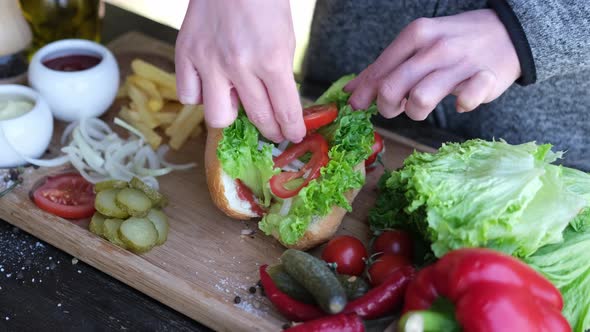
[0,85,54,168]
[28,39,119,122]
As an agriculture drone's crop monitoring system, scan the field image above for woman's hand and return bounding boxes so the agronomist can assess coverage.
[346,9,521,120]
[175,0,305,143]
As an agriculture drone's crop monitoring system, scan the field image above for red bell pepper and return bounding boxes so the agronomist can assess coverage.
[259,265,324,322]
[270,133,329,198]
[285,313,364,332]
[399,248,571,332]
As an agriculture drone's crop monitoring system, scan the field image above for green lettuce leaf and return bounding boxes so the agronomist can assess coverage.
[217,114,278,207]
[524,226,590,332]
[369,139,587,258]
[315,74,355,108]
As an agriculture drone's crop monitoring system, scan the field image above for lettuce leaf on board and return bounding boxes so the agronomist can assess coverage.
[369,139,588,258]
[524,226,590,332]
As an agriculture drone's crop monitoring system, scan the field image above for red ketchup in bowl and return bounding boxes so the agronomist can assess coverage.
[43,54,102,72]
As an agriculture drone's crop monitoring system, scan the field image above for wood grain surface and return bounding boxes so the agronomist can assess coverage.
[0,32,431,331]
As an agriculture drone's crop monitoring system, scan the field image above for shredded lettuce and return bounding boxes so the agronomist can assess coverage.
[217,114,278,207]
[369,139,588,258]
[259,76,376,244]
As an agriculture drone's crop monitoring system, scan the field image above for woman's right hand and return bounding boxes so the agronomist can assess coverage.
[175,0,305,143]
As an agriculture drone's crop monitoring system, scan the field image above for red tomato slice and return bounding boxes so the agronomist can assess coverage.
[303,103,338,131]
[322,235,368,276]
[32,173,96,219]
[365,132,385,168]
[270,133,330,198]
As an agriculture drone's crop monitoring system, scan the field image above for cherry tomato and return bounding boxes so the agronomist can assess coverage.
[321,235,368,276]
[367,254,411,287]
[373,230,413,260]
[303,103,339,131]
[365,132,384,168]
[32,173,95,219]
[270,134,330,198]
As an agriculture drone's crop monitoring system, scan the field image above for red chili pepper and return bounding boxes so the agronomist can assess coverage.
[259,265,324,322]
[342,265,414,319]
[285,313,364,332]
[270,133,330,198]
[400,248,571,332]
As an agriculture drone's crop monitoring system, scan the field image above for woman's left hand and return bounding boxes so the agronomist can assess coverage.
[345,9,521,120]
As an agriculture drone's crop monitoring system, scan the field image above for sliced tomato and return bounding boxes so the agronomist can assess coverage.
[365,132,385,168]
[270,133,330,198]
[303,103,338,131]
[32,173,96,219]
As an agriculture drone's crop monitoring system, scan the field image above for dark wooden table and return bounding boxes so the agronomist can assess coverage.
[0,4,463,331]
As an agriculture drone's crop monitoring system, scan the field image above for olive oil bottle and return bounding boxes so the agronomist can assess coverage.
[19,0,103,57]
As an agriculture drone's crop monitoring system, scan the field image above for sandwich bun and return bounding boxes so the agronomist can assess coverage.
[205,126,365,250]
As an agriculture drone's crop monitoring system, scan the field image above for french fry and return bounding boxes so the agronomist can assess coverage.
[128,84,158,129]
[116,82,128,98]
[157,85,179,101]
[160,101,183,113]
[154,112,176,126]
[165,104,198,137]
[169,107,204,150]
[131,59,176,92]
[127,75,163,112]
[119,107,162,149]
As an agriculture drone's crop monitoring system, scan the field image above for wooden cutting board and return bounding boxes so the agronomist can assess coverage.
[0,32,435,331]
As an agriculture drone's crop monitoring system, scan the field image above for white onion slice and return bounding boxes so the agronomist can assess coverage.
[61,120,79,145]
[23,117,195,187]
[277,140,290,152]
[279,198,292,216]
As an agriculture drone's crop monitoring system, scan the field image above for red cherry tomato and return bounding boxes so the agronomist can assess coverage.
[372,230,413,260]
[303,103,339,131]
[32,173,96,219]
[367,254,411,287]
[365,132,385,168]
[321,235,368,276]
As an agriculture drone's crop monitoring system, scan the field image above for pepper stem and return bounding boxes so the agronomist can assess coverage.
[398,310,460,332]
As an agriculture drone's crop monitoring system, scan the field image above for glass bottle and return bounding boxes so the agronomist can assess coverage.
[19,0,103,57]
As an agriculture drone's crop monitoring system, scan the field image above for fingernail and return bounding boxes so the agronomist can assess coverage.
[457,106,467,113]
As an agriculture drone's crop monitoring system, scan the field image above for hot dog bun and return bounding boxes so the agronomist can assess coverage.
[204,126,364,250]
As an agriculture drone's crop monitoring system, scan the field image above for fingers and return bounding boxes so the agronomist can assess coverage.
[201,72,238,128]
[454,70,497,113]
[348,18,440,110]
[175,55,202,105]
[263,72,306,143]
[404,64,476,120]
[375,40,461,118]
[233,74,284,142]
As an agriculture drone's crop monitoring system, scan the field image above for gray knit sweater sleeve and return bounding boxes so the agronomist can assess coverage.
[498,0,590,83]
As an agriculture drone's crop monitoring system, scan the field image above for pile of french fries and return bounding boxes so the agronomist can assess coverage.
[116,59,205,150]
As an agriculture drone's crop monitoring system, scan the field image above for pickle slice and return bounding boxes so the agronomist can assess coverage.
[89,212,106,237]
[115,188,152,217]
[103,218,128,249]
[119,217,158,253]
[146,209,169,245]
[95,189,129,219]
[129,177,168,208]
[94,180,128,193]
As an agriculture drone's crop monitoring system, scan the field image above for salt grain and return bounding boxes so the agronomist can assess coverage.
[57,303,62,307]
[5,317,8,321]
[71,258,79,265]
[77,270,82,274]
